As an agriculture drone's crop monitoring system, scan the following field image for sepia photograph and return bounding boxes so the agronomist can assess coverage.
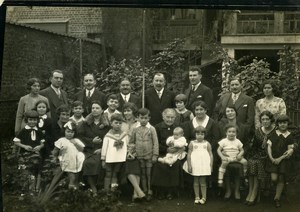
[1,3,300,211]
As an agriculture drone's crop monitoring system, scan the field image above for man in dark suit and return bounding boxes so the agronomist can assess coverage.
[40,70,68,122]
[145,73,176,125]
[73,73,106,116]
[117,78,141,110]
[214,77,255,128]
[184,66,214,116]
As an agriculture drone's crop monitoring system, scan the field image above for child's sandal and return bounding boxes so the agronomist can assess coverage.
[199,198,206,205]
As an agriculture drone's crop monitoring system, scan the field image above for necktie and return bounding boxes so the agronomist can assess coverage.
[31,129,36,141]
[57,89,61,99]
[158,91,161,99]
[192,85,195,91]
[124,95,127,102]
[87,90,91,99]
[232,94,238,104]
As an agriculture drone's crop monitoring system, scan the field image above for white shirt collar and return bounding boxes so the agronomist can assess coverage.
[192,115,209,128]
[25,125,38,130]
[232,91,241,98]
[86,87,95,97]
[104,108,121,114]
[121,93,131,100]
[276,130,291,138]
[51,85,60,94]
[136,122,151,129]
[155,87,164,95]
[40,114,47,119]
[192,81,201,90]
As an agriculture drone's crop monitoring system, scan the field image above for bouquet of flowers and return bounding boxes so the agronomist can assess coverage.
[114,139,124,150]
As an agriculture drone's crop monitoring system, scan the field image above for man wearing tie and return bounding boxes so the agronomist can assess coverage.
[117,78,141,110]
[183,66,214,116]
[214,77,255,128]
[40,70,68,122]
[73,73,106,116]
[145,72,176,125]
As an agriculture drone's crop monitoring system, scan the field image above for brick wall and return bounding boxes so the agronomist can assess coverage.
[0,23,106,138]
[6,6,103,38]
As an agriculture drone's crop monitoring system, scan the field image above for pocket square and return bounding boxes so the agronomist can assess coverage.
[197,95,202,98]
[243,104,248,107]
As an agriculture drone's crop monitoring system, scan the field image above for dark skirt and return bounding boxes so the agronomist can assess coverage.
[247,158,269,180]
[265,159,291,175]
[151,160,183,187]
[82,153,101,176]
[125,159,141,176]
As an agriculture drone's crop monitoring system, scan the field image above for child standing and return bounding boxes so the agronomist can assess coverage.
[52,121,85,189]
[183,126,213,204]
[265,115,296,208]
[130,108,159,201]
[69,101,85,125]
[174,94,194,125]
[13,110,45,193]
[158,127,187,166]
[103,94,121,124]
[217,124,248,187]
[101,113,128,191]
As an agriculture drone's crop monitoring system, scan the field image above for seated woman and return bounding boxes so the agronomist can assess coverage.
[245,111,275,206]
[152,108,182,200]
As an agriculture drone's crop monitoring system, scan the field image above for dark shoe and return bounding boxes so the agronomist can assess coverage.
[157,193,165,200]
[146,194,153,202]
[244,200,250,205]
[274,199,281,208]
[247,201,255,206]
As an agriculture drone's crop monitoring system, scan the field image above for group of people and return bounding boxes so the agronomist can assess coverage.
[13,67,298,208]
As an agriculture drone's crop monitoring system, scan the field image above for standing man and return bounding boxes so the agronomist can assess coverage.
[117,78,141,110]
[74,73,106,117]
[40,70,68,122]
[145,72,176,125]
[214,77,255,128]
[183,66,214,116]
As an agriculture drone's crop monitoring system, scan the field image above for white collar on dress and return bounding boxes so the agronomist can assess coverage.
[192,115,209,128]
[276,130,290,138]
[136,122,151,129]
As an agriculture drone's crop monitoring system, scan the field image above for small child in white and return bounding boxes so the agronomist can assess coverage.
[69,101,85,125]
[52,121,85,189]
[158,127,187,166]
[217,124,247,187]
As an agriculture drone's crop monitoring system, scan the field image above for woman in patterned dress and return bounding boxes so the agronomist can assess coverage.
[255,80,286,129]
[245,111,275,205]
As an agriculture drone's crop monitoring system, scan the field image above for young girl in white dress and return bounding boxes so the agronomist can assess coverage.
[52,121,85,189]
[183,126,213,205]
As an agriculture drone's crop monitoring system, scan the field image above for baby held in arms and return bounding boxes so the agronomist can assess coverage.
[158,127,187,166]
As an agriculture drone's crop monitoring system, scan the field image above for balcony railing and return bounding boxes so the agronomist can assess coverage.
[236,19,300,34]
[152,20,203,44]
[237,20,274,34]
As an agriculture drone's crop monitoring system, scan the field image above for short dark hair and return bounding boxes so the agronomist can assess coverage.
[192,100,208,112]
[83,73,95,79]
[225,105,238,117]
[137,108,151,117]
[261,79,279,96]
[224,123,238,132]
[72,100,83,108]
[51,69,63,77]
[91,100,103,109]
[34,99,50,113]
[107,94,118,102]
[194,125,206,134]
[276,114,290,125]
[189,66,202,75]
[174,94,187,104]
[259,110,275,123]
[229,76,242,84]
[110,113,124,123]
[24,110,39,123]
[56,104,70,115]
[26,78,40,91]
[122,102,138,117]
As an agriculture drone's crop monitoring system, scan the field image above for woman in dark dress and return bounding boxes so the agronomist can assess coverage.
[152,108,181,200]
[77,101,110,193]
[245,110,275,205]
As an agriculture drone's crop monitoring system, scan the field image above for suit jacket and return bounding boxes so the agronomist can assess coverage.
[184,83,214,116]
[145,88,176,126]
[40,86,68,122]
[214,92,255,128]
[73,88,106,117]
[117,93,141,110]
